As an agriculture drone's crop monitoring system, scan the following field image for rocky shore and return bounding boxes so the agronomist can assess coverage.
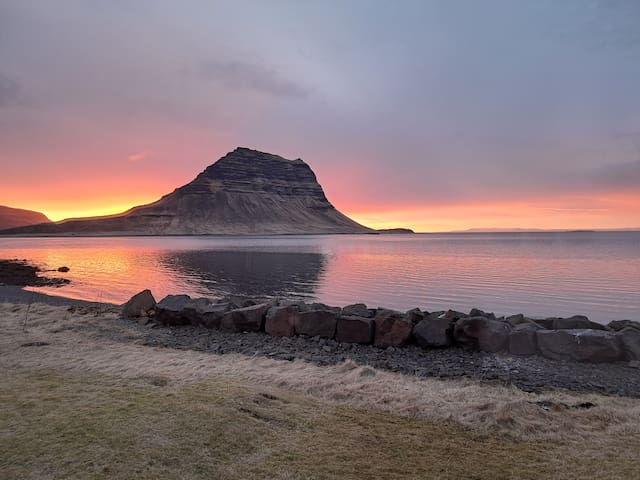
[0,259,70,288]
[115,290,640,397]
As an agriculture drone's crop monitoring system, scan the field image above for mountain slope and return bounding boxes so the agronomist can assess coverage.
[0,206,50,230]
[1,148,372,235]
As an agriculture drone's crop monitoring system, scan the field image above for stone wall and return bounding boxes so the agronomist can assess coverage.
[122,290,640,364]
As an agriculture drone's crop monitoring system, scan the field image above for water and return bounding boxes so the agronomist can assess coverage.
[1,232,638,323]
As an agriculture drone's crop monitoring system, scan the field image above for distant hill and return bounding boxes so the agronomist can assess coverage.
[0,206,50,230]
[1,148,373,235]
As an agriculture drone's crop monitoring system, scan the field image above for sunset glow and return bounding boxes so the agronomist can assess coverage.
[1,1,639,232]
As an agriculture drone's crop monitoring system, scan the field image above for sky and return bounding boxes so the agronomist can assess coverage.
[1,0,639,232]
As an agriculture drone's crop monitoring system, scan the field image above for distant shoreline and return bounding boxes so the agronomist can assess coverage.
[0,229,638,238]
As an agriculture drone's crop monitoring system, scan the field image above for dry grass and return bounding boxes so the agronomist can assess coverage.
[1,302,640,479]
[2,367,638,480]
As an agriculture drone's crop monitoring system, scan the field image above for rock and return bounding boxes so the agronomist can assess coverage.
[185,300,229,329]
[181,297,213,326]
[404,308,424,325]
[341,303,374,318]
[454,316,511,353]
[441,310,468,322]
[307,302,341,314]
[618,327,640,360]
[505,314,527,326]
[552,315,607,331]
[122,289,156,319]
[412,316,452,348]
[533,318,556,329]
[508,323,541,356]
[294,310,337,338]
[373,310,413,348]
[221,303,271,333]
[57,266,70,272]
[608,320,640,332]
[537,329,624,363]
[469,308,496,319]
[155,295,192,325]
[265,305,299,337]
[336,315,374,344]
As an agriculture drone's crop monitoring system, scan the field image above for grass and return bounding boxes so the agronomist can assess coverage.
[2,367,639,480]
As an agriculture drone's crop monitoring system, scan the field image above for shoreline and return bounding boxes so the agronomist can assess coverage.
[1,289,639,397]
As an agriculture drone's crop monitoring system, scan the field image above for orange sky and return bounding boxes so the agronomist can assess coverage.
[4,174,639,232]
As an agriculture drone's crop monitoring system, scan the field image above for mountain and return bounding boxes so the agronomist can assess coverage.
[1,148,372,235]
[0,205,50,230]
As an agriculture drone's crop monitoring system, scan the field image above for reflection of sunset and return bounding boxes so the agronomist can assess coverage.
[2,234,638,322]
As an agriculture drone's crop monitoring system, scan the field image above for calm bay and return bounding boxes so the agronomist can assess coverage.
[1,231,638,323]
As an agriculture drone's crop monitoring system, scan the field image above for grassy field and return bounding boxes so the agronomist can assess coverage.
[2,367,639,480]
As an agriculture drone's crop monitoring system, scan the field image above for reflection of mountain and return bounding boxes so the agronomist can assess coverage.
[163,250,328,299]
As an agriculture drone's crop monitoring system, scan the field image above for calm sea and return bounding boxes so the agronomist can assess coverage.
[1,232,638,323]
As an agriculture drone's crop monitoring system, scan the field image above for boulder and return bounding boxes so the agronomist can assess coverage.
[618,327,640,360]
[536,329,624,363]
[265,305,299,337]
[505,314,528,327]
[507,323,542,356]
[533,318,556,329]
[552,315,607,331]
[373,310,413,348]
[608,320,640,332]
[221,303,271,332]
[412,316,453,348]
[342,303,374,318]
[155,295,192,325]
[404,308,424,325]
[184,300,229,329]
[307,302,341,314]
[181,297,213,326]
[453,316,511,353]
[441,310,468,322]
[122,289,156,319]
[294,310,337,338]
[469,308,496,319]
[336,315,374,344]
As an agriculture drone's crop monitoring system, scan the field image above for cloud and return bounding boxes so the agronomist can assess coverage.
[198,59,309,99]
[588,159,640,189]
[128,151,151,162]
[0,73,20,108]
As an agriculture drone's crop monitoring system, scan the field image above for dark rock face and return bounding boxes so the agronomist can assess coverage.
[265,305,299,337]
[537,329,624,363]
[374,310,413,348]
[184,299,229,329]
[618,327,640,360]
[221,303,270,333]
[454,317,511,353]
[122,289,156,319]
[336,315,374,344]
[608,320,640,332]
[404,308,424,325]
[341,303,374,318]
[294,310,337,338]
[552,315,607,331]
[2,148,372,235]
[508,324,540,356]
[155,295,192,325]
[412,315,453,348]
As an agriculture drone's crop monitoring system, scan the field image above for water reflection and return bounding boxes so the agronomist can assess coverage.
[162,250,327,299]
[0,233,638,322]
